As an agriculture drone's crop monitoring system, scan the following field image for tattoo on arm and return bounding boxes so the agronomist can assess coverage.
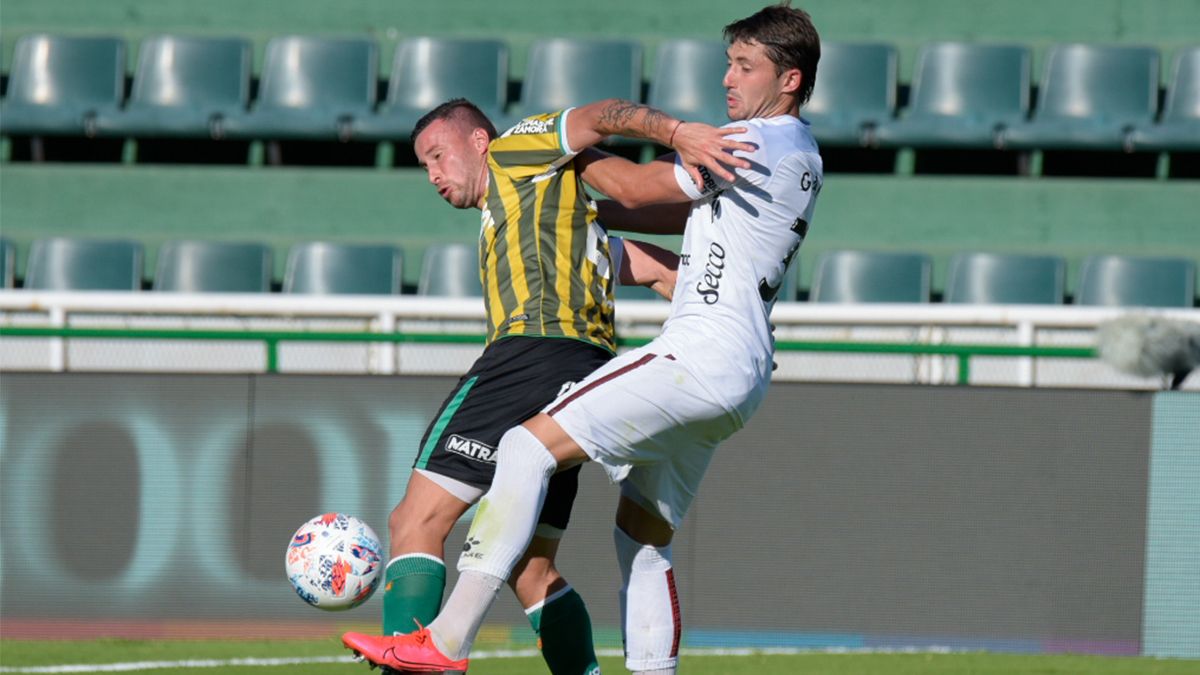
[596,100,672,142]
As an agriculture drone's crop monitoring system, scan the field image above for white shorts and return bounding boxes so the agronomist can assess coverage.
[545,342,743,529]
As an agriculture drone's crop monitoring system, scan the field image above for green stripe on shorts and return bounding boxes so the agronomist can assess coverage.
[415,376,479,470]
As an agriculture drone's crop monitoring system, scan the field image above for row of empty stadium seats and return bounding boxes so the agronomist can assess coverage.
[1,238,1194,307]
[0,238,481,297]
[811,251,1194,307]
[2,34,1197,152]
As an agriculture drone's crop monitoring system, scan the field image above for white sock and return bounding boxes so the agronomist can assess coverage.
[426,570,502,660]
[427,426,557,659]
[614,526,680,673]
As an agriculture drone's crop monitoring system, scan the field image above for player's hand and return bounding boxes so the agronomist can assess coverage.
[669,122,755,188]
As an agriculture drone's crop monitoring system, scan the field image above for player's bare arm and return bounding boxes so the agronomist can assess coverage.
[598,200,690,236]
[619,238,680,300]
[576,147,692,211]
[566,98,753,183]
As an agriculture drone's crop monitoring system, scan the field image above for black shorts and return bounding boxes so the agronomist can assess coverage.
[413,336,612,530]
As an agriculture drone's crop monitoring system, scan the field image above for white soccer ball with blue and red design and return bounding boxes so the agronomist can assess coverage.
[285,513,383,611]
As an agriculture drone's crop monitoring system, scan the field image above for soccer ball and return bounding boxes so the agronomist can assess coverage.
[285,513,383,611]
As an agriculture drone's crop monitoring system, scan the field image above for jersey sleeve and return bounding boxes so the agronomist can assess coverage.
[488,108,576,180]
[671,123,767,200]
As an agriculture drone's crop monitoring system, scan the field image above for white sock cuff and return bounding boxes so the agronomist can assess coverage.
[523,583,574,615]
[386,552,445,570]
[614,526,672,573]
[499,425,557,476]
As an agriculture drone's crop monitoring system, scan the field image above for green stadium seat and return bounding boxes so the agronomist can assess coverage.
[1131,46,1200,152]
[0,35,125,137]
[283,242,403,295]
[355,38,508,141]
[945,252,1066,304]
[802,42,897,146]
[0,238,14,288]
[95,36,252,139]
[417,243,483,297]
[25,238,143,291]
[503,39,642,131]
[874,43,1031,148]
[221,37,377,141]
[810,250,931,303]
[647,39,729,127]
[1001,44,1159,151]
[153,240,272,292]
[1076,254,1196,308]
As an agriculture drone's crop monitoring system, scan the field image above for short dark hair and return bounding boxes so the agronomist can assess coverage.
[723,2,821,105]
[410,98,498,145]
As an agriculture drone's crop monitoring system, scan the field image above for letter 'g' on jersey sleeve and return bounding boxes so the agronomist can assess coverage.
[488,109,576,180]
[671,124,766,200]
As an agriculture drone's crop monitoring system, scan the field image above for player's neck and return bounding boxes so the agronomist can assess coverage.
[753,97,800,120]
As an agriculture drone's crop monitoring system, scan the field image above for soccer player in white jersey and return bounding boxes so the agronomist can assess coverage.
[343,4,822,673]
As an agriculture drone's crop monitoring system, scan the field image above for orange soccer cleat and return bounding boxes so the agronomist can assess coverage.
[343,628,469,673]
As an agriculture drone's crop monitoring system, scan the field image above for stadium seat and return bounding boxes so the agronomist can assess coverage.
[801,42,897,146]
[283,242,403,295]
[94,36,252,139]
[0,238,14,288]
[1001,44,1159,151]
[221,36,377,141]
[874,43,1031,148]
[945,252,1066,304]
[647,39,730,127]
[809,250,931,303]
[24,238,144,291]
[503,39,642,130]
[1131,46,1200,152]
[0,35,125,137]
[417,243,483,297]
[1076,255,1196,308]
[153,240,272,292]
[355,38,508,141]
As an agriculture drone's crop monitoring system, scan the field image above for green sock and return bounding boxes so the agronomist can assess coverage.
[381,555,446,636]
[527,586,601,675]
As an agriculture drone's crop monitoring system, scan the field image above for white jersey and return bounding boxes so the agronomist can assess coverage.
[545,116,821,527]
[660,115,822,420]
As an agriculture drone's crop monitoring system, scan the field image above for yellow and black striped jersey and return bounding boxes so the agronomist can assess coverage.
[479,109,616,353]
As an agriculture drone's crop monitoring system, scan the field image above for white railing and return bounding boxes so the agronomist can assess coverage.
[1,290,1197,389]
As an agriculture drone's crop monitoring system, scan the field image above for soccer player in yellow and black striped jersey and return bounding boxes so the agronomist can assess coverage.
[479,109,618,351]
[368,97,750,675]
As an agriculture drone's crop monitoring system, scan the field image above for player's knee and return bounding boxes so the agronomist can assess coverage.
[615,496,675,547]
[388,496,453,543]
[509,556,565,602]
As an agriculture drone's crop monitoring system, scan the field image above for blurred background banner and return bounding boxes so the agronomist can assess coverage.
[2,373,1196,656]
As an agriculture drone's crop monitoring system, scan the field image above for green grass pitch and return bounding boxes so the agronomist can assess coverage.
[2,640,1198,674]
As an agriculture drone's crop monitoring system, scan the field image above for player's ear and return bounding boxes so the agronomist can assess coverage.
[780,68,803,95]
[471,127,490,153]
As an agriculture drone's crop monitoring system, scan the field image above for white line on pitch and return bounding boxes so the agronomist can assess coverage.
[0,646,958,673]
